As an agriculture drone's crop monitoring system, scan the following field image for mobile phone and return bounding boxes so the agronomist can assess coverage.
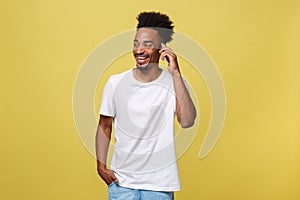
[161,43,170,63]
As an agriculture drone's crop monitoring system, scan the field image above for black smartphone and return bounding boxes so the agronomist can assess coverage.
[161,43,170,63]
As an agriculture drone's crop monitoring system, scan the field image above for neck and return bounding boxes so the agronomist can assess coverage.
[134,64,162,83]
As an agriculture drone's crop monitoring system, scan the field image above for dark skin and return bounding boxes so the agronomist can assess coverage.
[96,115,118,185]
[96,28,196,185]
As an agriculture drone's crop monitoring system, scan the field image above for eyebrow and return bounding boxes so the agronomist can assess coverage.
[143,40,154,43]
[133,39,154,43]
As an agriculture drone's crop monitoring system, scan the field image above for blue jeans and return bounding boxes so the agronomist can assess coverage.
[108,182,174,200]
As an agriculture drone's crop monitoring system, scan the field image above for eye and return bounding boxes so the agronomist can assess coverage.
[133,41,139,47]
[144,43,153,49]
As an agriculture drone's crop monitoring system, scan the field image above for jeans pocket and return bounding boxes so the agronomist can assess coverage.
[108,181,116,187]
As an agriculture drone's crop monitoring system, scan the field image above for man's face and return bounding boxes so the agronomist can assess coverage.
[133,28,161,68]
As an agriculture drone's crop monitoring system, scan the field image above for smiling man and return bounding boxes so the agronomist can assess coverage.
[96,11,196,200]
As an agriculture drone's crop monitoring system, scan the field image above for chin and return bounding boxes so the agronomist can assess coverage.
[136,63,150,70]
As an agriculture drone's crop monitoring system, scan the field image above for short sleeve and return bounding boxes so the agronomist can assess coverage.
[99,78,115,117]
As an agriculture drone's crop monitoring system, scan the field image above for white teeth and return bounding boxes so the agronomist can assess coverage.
[137,56,147,59]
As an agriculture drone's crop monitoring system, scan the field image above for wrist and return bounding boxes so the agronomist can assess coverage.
[97,161,107,171]
[171,69,181,77]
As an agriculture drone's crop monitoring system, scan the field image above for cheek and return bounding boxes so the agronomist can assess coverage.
[151,51,160,59]
[149,49,160,57]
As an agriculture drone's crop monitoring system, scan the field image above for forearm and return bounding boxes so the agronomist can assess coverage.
[95,121,112,169]
[172,71,196,128]
[95,116,119,184]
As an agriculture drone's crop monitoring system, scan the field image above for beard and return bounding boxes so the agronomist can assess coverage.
[136,63,150,70]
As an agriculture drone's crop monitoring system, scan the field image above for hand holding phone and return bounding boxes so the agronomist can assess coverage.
[159,43,180,75]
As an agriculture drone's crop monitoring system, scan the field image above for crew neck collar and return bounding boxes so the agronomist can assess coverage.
[131,67,165,84]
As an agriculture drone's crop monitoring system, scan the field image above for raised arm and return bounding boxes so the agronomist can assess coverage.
[159,45,196,128]
[173,72,196,128]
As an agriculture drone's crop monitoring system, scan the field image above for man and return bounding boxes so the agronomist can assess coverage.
[96,11,196,200]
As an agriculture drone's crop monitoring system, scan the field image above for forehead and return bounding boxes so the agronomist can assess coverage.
[134,28,160,42]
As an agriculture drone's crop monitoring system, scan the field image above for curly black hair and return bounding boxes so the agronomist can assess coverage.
[136,11,174,44]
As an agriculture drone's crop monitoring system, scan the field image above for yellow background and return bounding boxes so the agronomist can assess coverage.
[1,0,299,199]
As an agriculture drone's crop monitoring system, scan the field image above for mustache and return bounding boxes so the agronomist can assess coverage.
[134,53,150,57]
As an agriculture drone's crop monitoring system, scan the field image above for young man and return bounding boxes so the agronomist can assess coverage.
[96,12,196,200]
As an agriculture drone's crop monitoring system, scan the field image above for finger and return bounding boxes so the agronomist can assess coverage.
[160,49,175,58]
[159,47,167,54]
[111,174,119,183]
[160,45,173,52]
[160,53,169,62]
[108,170,119,183]
[105,177,114,185]
[166,49,175,55]
[160,43,174,52]
[159,44,172,54]
[160,52,168,61]
[160,51,175,61]
[159,48,173,55]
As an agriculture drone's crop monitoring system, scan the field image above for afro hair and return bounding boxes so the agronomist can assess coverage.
[136,11,174,43]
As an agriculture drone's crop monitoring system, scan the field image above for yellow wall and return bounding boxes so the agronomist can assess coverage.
[1,0,299,199]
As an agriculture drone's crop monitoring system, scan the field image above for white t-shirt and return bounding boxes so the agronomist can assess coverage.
[99,68,188,191]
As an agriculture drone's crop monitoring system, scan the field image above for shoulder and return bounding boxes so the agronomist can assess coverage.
[106,69,132,86]
[162,69,189,87]
[161,69,173,83]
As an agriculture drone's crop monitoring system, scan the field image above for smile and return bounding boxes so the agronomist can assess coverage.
[136,55,149,59]
[135,55,150,65]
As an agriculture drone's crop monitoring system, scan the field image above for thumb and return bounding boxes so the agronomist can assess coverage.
[113,175,119,183]
[110,172,119,183]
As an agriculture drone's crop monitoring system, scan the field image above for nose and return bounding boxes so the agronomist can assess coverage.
[134,44,145,54]
[136,47,145,54]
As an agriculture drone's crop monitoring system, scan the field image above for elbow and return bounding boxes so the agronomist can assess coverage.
[180,112,197,129]
[177,109,197,128]
[180,119,195,129]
